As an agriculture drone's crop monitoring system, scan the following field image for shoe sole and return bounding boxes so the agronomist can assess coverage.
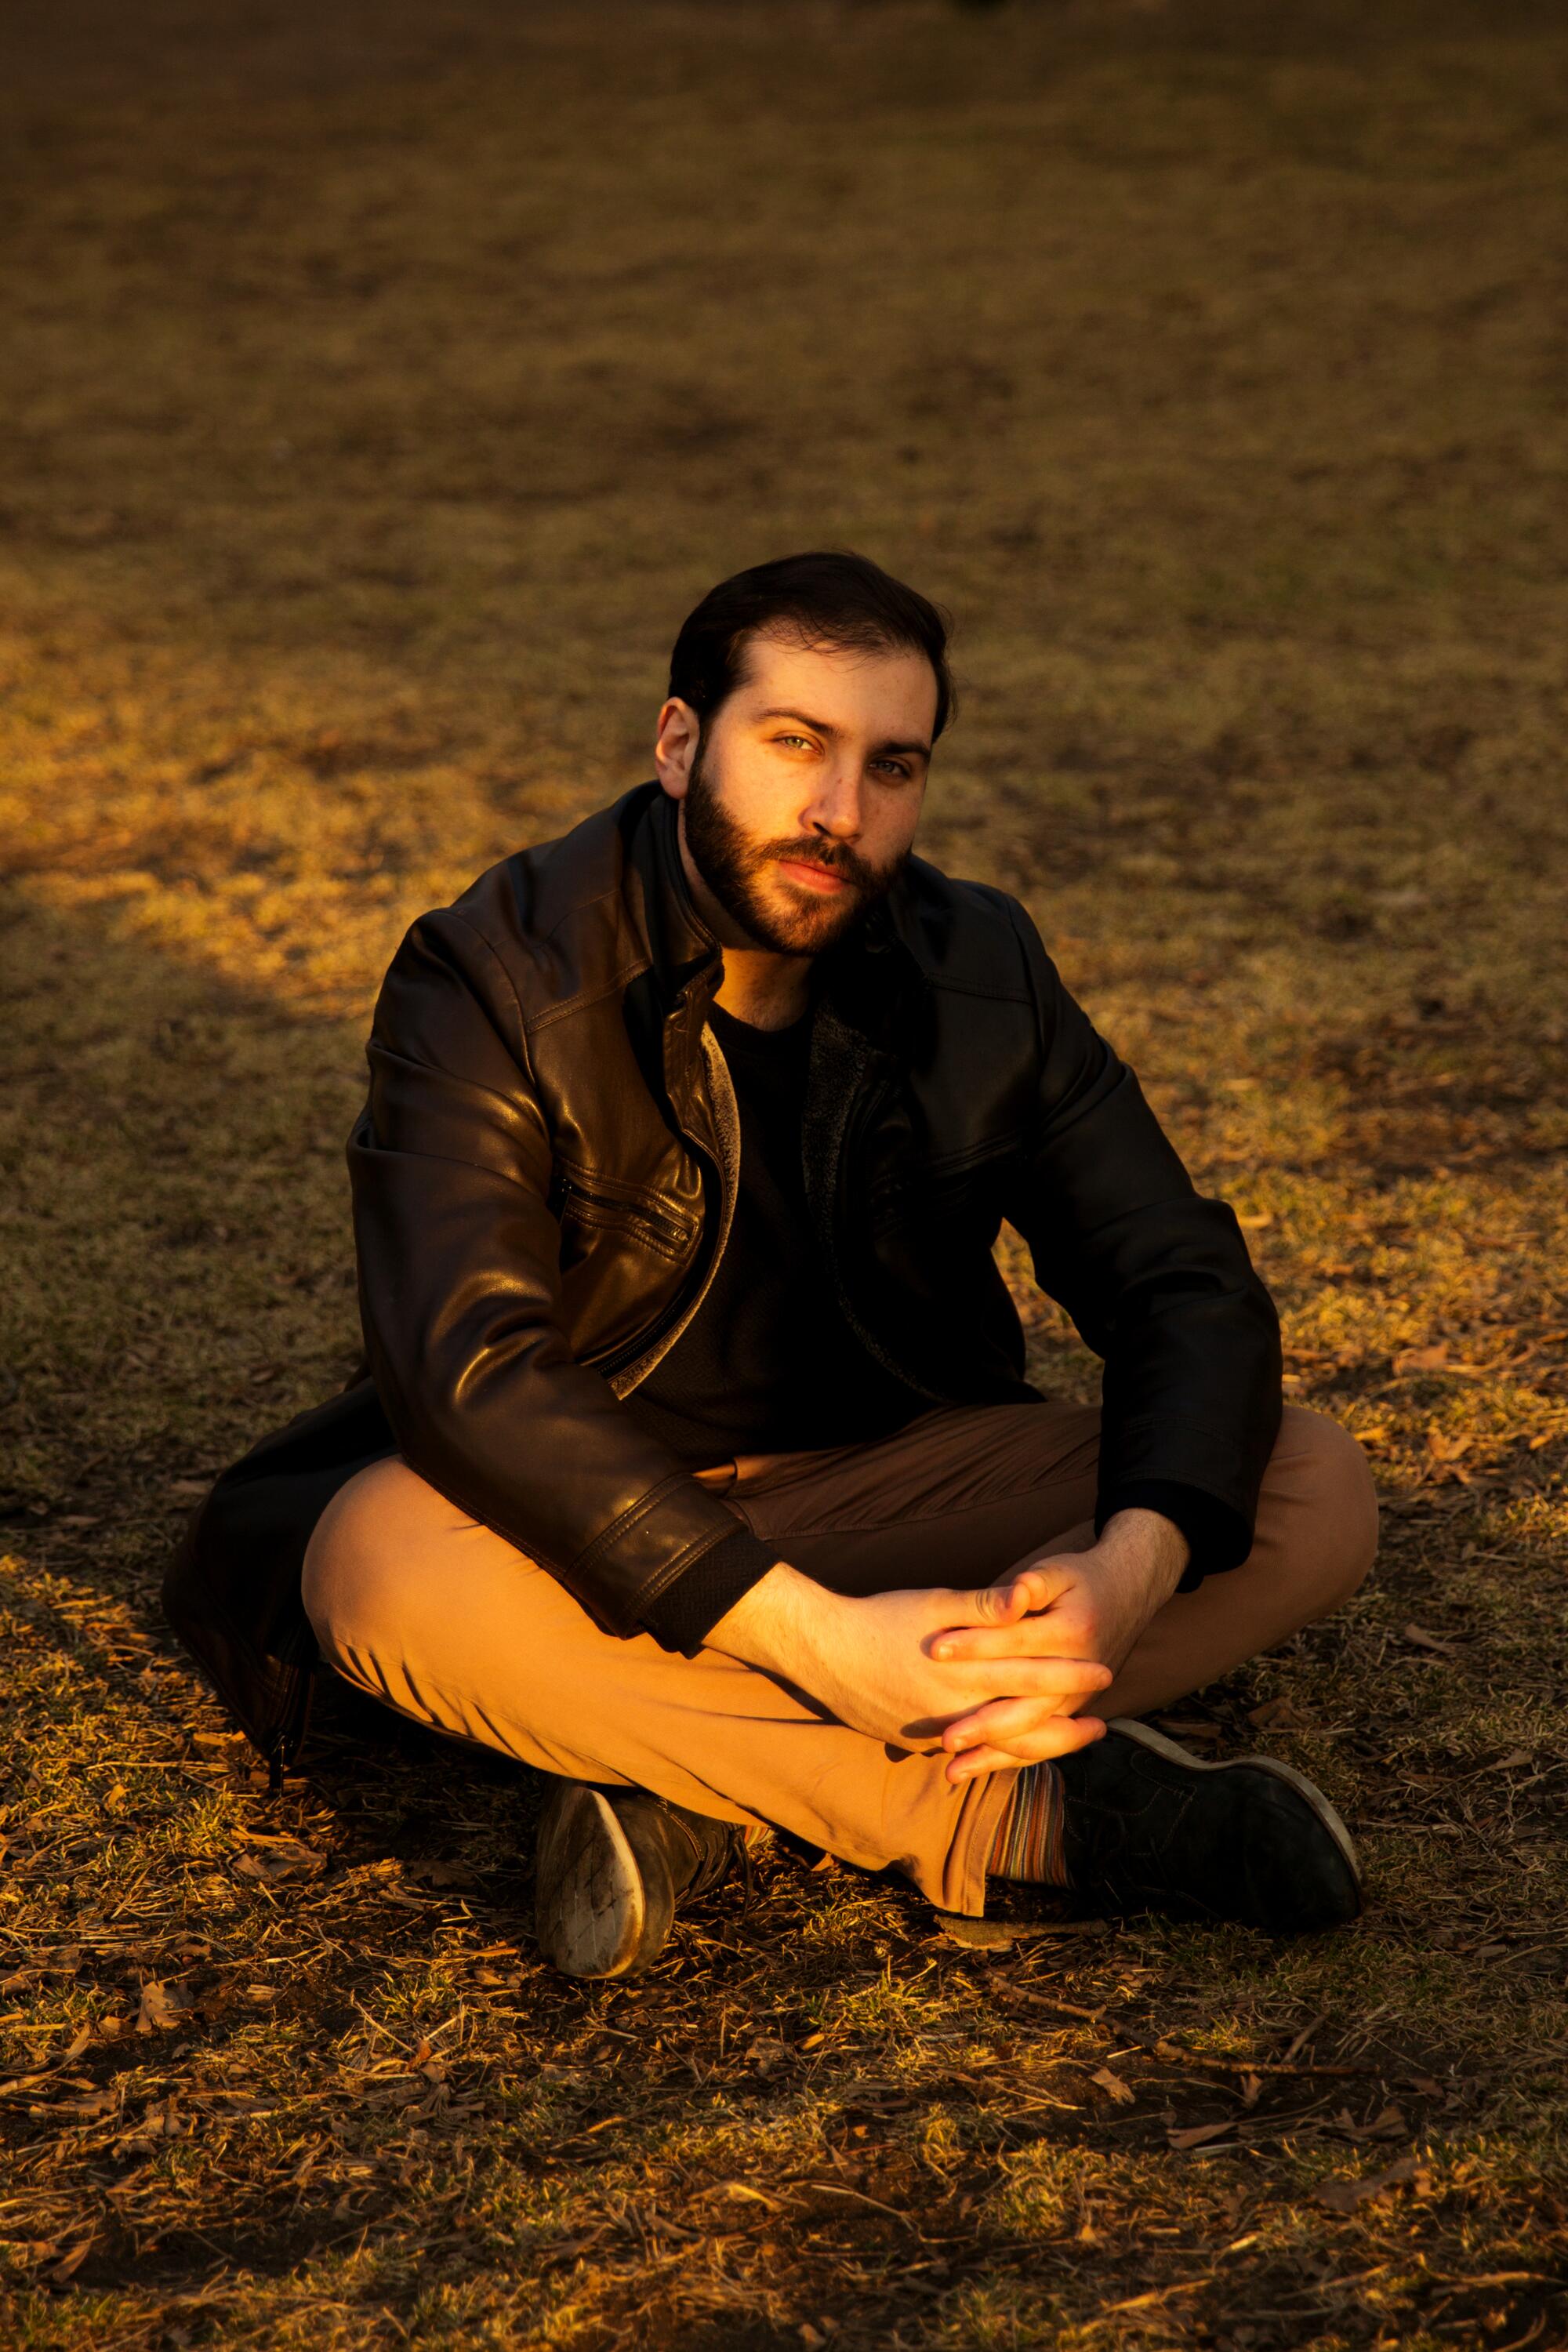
[1106,1716,1362,1892]
[533,1784,647,1980]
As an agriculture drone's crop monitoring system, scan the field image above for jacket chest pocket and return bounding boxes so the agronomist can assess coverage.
[552,1164,695,1270]
[866,1133,1020,1243]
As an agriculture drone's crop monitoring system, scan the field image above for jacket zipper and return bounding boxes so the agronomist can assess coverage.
[589,1023,737,1386]
[590,1233,711,1381]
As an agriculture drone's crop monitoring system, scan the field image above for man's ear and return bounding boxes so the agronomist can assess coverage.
[654,698,701,798]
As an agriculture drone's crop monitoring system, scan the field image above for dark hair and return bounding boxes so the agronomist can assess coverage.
[668,550,954,741]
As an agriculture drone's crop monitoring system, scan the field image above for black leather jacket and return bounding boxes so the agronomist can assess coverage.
[163,782,1280,1772]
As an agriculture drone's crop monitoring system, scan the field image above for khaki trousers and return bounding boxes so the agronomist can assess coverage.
[302,1402,1377,1918]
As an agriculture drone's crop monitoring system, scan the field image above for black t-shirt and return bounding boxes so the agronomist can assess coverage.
[622,1000,928,1464]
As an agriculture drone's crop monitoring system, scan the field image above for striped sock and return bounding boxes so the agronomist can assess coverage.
[987,1762,1070,1888]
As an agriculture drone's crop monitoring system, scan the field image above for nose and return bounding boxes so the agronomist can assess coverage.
[803,757,864,841]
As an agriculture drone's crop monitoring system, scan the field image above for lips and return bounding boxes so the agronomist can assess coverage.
[774,856,852,894]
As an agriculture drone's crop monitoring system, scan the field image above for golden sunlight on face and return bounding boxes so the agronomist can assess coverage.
[655,631,936,950]
[705,630,936,855]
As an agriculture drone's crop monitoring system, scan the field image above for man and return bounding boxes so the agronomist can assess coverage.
[165,551,1377,1981]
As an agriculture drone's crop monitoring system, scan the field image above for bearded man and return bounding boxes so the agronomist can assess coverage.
[165,551,1377,1978]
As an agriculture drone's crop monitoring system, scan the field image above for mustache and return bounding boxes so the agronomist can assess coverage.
[759,837,884,892]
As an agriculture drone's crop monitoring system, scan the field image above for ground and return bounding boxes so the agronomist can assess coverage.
[1,1,1565,2344]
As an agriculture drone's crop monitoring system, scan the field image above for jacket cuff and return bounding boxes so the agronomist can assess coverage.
[1096,1478,1252,1592]
[637,1524,779,1656]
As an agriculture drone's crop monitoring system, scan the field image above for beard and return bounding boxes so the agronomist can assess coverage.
[681,746,906,957]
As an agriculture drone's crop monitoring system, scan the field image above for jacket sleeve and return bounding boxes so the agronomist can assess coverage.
[1000,901,1282,1581]
[347,909,775,1644]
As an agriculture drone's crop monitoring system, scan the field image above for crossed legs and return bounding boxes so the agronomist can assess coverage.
[302,1402,1377,1917]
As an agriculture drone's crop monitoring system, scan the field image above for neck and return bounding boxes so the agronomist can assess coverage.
[677,825,814,1031]
[713,947,811,1029]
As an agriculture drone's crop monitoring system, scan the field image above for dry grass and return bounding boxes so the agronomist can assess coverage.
[2,1,1566,2343]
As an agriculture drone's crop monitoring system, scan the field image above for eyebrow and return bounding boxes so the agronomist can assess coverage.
[755,707,933,761]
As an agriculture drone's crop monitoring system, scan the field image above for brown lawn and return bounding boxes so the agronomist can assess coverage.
[1,2,1565,2343]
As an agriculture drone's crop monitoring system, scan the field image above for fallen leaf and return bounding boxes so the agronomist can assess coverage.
[231,1838,323,1882]
[936,1915,1016,1950]
[1092,2067,1135,2106]
[169,1478,211,1498]
[721,2180,782,2209]
[934,1910,1102,1948]
[1236,1212,1273,1229]
[1247,1696,1310,1730]
[137,1980,191,2034]
[1168,2120,1234,2150]
[418,1860,479,1889]
[1314,2155,1425,2212]
[1393,1345,1452,1374]
[47,2235,95,2285]
[1102,2278,1211,2314]
[60,2087,117,2119]
[1402,1622,1457,1655]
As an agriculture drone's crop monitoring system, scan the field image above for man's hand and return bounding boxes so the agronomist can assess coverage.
[932,1508,1190,1780]
[707,1563,1112,1764]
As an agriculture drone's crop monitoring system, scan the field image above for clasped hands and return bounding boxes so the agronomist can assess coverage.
[710,1508,1189,1788]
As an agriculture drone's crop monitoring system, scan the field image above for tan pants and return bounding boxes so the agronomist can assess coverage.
[302,1403,1377,1918]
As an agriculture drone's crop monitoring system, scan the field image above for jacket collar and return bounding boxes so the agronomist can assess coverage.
[626,783,720,1007]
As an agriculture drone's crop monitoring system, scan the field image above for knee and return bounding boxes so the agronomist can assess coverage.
[301,1457,420,1656]
[1272,1405,1379,1613]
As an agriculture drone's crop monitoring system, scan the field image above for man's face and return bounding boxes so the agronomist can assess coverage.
[655,630,936,957]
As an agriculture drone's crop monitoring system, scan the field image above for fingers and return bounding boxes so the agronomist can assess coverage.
[929,1661,1109,1716]
[943,1693,1107,1757]
[1001,1656,1109,1699]
[931,1613,1099,1664]
[898,1654,1104,1746]
[942,1711,1106,1784]
[949,1559,1080,1631]
[942,1746,1023,1780]
[1003,1559,1082,1613]
[955,1577,1033,1629]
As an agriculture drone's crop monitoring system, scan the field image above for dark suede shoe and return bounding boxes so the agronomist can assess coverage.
[1056,1718,1362,1933]
[533,1782,745,1980]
